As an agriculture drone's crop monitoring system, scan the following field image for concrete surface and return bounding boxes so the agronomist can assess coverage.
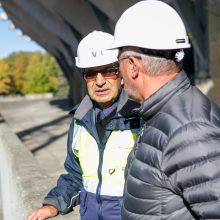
[0,97,71,180]
[0,97,80,219]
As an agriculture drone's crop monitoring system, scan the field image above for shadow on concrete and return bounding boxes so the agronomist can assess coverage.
[0,97,73,178]
[16,114,70,153]
[0,114,5,124]
[49,98,72,111]
[17,115,70,138]
[31,130,68,154]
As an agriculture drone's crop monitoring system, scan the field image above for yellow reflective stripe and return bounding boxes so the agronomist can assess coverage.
[72,121,137,196]
[102,130,136,186]
[83,179,124,196]
[72,120,99,179]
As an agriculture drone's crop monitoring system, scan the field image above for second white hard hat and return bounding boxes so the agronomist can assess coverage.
[75,31,118,68]
[111,0,191,50]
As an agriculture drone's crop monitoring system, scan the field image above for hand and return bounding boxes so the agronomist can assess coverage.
[27,205,58,220]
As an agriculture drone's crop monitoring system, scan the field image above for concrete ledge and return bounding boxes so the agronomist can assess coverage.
[0,93,54,102]
[0,118,79,220]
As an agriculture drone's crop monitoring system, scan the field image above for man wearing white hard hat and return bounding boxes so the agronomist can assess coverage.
[27,31,140,220]
[110,0,220,219]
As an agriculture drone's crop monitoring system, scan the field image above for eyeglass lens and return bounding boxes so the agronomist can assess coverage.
[84,67,118,81]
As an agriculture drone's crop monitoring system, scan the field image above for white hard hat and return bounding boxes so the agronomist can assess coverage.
[75,31,118,68]
[111,0,191,50]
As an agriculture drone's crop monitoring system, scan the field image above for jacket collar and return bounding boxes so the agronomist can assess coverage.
[71,95,93,120]
[70,89,139,121]
[134,70,190,121]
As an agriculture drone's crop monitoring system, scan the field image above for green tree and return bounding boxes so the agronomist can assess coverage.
[2,51,68,96]
[0,59,11,94]
[5,52,31,94]
[22,52,61,94]
[12,53,30,93]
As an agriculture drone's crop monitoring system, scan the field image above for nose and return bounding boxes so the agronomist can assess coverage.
[95,73,106,86]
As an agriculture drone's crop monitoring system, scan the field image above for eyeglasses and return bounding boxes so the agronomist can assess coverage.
[118,55,142,64]
[83,65,119,82]
[118,56,130,63]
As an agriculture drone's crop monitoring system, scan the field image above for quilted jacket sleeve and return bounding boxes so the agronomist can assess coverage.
[166,120,220,219]
[43,120,83,214]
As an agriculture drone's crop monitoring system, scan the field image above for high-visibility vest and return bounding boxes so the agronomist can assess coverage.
[72,120,137,196]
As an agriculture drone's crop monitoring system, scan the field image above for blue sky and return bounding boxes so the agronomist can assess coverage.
[0,7,44,59]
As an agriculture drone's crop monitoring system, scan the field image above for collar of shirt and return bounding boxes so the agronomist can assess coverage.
[94,96,120,120]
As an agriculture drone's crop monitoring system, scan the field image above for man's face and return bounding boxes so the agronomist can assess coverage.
[84,63,122,109]
[118,51,139,102]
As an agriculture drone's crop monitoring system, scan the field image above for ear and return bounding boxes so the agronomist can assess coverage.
[128,56,139,79]
[121,78,124,86]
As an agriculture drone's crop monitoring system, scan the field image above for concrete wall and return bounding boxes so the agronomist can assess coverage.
[208,1,220,106]
[0,118,79,220]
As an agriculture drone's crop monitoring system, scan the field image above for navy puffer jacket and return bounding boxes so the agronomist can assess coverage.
[122,71,220,220]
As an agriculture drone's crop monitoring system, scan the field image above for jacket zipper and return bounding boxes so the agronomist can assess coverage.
[96,144,104,220]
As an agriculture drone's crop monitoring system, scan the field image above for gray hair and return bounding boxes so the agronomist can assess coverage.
[121,46,182,77]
